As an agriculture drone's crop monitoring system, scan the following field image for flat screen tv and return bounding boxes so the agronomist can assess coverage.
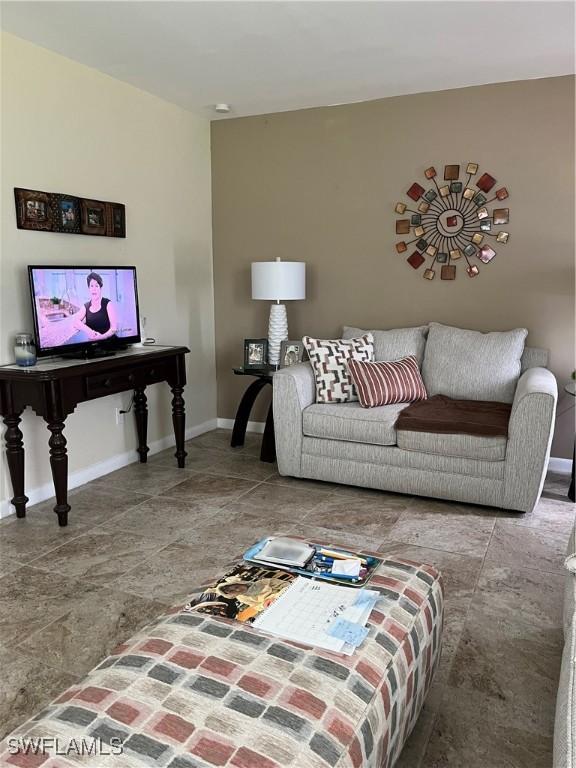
[28,266,141,358]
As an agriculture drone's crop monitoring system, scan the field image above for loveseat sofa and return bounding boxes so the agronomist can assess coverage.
[273,323,558,513]
[554,521,576,767]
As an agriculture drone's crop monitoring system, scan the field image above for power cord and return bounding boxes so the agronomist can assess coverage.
[119,394,134,416]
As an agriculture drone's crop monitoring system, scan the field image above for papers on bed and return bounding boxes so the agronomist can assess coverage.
[252,576,380,655]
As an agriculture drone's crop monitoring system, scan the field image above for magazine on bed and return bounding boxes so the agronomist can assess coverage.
[181,563,296,624]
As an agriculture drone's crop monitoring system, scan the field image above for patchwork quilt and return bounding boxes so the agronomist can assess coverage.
[0,555,444,768]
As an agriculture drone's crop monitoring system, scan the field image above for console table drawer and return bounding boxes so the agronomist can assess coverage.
[85,363,169,397]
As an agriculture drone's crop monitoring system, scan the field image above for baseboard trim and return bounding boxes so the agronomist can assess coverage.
[549,457,573,473]
[0,418,217,520]
[217,418,265,434]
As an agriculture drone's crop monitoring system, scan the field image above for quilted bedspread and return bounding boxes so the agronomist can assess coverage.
[0,555,444,768]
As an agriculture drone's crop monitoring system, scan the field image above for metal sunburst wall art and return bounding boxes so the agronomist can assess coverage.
[394,163,510,280]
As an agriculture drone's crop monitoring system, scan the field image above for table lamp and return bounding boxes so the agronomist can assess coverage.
[251,258,306,366]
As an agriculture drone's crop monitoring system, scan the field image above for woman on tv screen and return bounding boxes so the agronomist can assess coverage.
[72,272,118,341]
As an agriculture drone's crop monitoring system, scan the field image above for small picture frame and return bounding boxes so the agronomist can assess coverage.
[15,188,53,231]
[279,339,305,368]
[244,338,269,369]
[106,202,126,237]
[53,194,81,234]
[80,198,107,235]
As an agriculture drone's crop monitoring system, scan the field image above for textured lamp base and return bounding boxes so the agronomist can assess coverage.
[268,303,288,366]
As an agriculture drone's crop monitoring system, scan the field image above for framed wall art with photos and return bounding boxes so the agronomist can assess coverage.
[14,187,126,238]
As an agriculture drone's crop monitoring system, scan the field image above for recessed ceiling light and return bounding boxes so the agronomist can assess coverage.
[214,103,231,114]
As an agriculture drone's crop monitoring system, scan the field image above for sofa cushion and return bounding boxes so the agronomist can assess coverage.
[397,430,507,461]
[343,325,428,364]
[422,322,527,403]
[521,346,549,372]
[303,333,374,404]
[348,356,427,408]
[303,401,409,446]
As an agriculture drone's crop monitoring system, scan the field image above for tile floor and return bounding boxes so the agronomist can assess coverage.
[0,428,573,767]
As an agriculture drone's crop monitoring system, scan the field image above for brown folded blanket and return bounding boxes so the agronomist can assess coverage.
[396,394,511,437]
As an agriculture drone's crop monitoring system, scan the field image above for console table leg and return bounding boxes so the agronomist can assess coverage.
[46,420,70,527]
[261,403,276,463]
[3,413,28,518]
[171,385,187,468]
[134,387,149,463]
[231,379,268,448]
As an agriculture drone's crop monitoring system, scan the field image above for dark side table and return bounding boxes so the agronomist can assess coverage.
[231,367,275,463]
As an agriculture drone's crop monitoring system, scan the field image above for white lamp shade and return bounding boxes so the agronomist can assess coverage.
[251,261,306,301]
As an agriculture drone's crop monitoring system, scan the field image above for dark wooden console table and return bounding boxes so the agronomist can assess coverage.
[0,345,189,527]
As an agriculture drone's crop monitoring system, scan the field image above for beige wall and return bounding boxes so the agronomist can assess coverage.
[211,76,575,459]
[0,33,216,514]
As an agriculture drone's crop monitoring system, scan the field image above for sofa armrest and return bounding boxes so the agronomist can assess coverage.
[273,363,315,476]
[503,367,558,512]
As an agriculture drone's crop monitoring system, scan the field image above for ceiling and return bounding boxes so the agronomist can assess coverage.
[2,1,574,119]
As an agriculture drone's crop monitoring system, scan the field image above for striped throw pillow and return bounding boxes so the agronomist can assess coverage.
[347,356,427,408]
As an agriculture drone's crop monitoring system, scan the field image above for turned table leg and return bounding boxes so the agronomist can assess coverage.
[134,387,149,463]
[3,412,28,518]
[171,385,187,468]
[45,419,70,527]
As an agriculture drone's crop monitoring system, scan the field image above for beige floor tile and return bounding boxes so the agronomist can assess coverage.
[388,509,495,558]
[303,492,407,530]
[0,514,90,566]
[421,686,553,768]
[377,542,482,601]
[30,529,167,586]
[98,495,222,542]
[159,471,259,506]
[504,496,576,535]
[0,644,78,740]
[186,428,262,456]
[94,462,194,494]
[111,542,232,603]
[17,588,168,677]
[0,566,102,646]
[238,482,332,515]
[288,521,396,551]
[485,521,568,574]
[28,483,151,528]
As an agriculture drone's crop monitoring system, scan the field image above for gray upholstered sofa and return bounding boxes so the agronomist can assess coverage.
[273,324,558,513]
[554,522,576,768]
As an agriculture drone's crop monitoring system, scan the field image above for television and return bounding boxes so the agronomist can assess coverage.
[28,266,141,358]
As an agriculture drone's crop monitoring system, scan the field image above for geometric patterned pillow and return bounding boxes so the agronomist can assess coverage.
[302,333,374,403]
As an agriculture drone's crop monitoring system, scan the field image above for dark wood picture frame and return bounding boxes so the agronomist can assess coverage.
[52,193,81,234]
[14,188,53,231]
[14,188,126,238]
[106,202,126,237]
[80,198,107,236]
[244,338,269,369]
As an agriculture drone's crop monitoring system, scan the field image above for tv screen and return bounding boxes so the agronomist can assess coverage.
[28,266,141,357]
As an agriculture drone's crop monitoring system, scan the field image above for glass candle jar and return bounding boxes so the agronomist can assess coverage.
[14,333,37,367]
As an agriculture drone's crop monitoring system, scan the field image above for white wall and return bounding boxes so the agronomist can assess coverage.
[0,32,216,516]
